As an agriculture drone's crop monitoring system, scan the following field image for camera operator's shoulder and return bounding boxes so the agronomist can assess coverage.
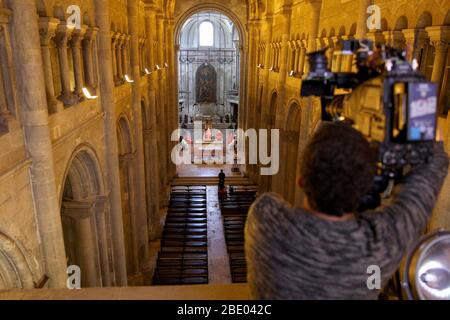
[249,192,288,219]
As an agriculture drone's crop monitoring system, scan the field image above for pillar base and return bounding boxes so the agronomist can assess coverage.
[58,92,80,107]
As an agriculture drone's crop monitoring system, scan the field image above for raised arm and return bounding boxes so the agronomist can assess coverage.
[371,142,449,253]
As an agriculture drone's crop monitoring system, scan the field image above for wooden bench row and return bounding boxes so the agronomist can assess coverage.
[152,186,209,286]
[219,187,256,284]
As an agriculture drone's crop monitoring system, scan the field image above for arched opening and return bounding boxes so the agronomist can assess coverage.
[199,21,214,46]
[177,10,241,176]
[116,117,138,281]
[284,102,302,204]
[60,147,111,287]
[0,232,35,289]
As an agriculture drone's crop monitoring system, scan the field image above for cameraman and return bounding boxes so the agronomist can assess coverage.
[245,122,449,299]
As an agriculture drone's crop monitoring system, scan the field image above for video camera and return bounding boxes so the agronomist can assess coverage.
[301,39,438,207]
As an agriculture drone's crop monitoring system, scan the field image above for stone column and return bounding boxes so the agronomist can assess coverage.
[341,35,355,72]
[331,36,342,72]
[70,26,87,99]
[355,0,372,38]
[307,0,322,52]
[272,4,292,195]
[426,26,450,111]
[144,4,161,238]
[93,196,111,287]
[294,41,301,75]
[366,30,385,45]
[402,28,429,62]
[93,0,128,286]
[111,32,118,83]
[38,17,61,114]
[55,23,77,106]
[258,13,273,193]
[115,33,124,85]
[156,12,168,201]
[83,27,99,93]
[322,37,334,69]
[165,18,177,180]
[9,0,67,288]
[122,35,130,77]
[244,19,261,180]
[127,0,150,272]
[62,200,101,287]
[382,30,405,49]
[300,39,309,74]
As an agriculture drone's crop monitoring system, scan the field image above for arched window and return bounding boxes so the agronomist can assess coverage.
[199,21,214,47]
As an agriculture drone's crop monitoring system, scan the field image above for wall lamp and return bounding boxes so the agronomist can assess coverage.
[82,87,98,99]
[125,74,134,83]
[155,64,162,70]
[145,68,152,75]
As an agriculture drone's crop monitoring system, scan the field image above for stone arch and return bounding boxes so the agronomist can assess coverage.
[175,4,246,48]
[61,146,104,202]
[444,9,450,25]
[329,28,336,37]
[116,115,138,279]
[349,23,357,36]
[381,18,389,31]
[117,116,134,155]
[0,231,35,289]
[394,15,408,30]
[416,11,432,28]
[60,144,111,288]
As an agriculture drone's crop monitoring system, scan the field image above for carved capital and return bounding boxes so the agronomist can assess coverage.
[366,30,385,45]
[315,37,325,50]
[55,23,74,48]
[426,26,450,53]
[70,25,88,48]
[331,36,341,47]
[61,199,96,220]
[402,28,428,48]
[382,30,405,48]
[38,17,60,46]
[83,27,99,46]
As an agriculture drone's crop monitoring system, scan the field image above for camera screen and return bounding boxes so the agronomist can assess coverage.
[407,82,437,142]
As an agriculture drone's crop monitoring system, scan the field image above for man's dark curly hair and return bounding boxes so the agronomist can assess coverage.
[300,122,376,216]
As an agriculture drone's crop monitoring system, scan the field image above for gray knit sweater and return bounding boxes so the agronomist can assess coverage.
[245,142,449,300]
